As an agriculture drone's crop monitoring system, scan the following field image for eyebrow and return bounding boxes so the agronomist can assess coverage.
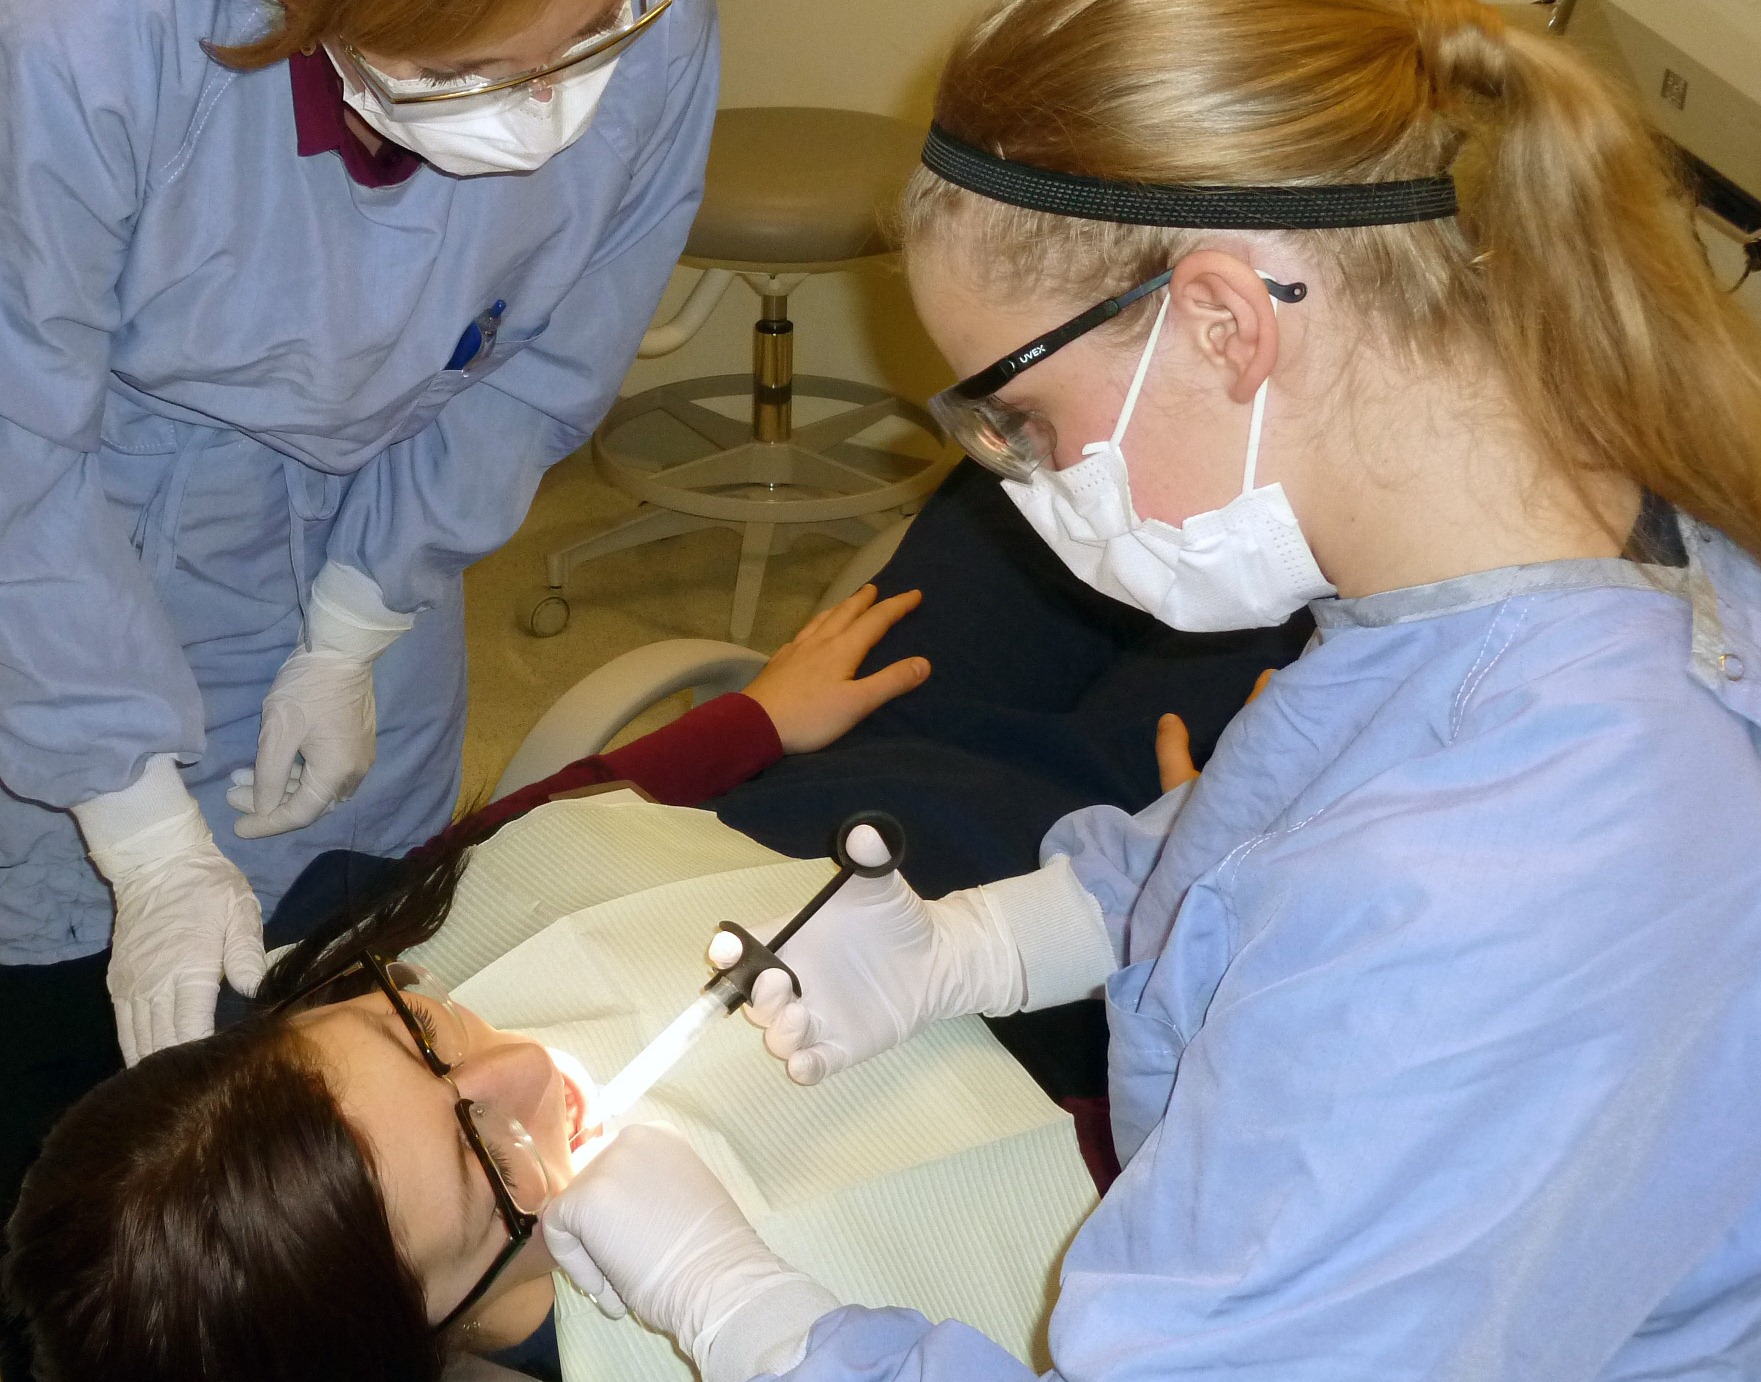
[572,3,627,42]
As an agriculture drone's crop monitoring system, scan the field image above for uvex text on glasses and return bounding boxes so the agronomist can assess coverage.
[929,271,1308,483]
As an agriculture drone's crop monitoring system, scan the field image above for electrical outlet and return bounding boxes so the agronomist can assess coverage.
[1661,68,1689,112]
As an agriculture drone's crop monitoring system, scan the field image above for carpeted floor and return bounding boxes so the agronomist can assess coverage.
[457,445,854,802]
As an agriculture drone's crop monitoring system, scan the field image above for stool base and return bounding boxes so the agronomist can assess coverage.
[547,374,951,643]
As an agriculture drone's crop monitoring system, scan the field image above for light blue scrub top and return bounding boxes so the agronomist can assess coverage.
[780,522,1761,1381]
[0,0,717,961]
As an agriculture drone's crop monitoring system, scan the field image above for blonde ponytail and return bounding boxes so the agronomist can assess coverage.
[1424,1,1761,557]
[903,0,1761,560]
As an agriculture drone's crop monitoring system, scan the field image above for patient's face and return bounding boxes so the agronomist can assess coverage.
[292,993,592,1330]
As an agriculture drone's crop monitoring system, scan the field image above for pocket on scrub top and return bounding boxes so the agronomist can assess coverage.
[1104,960,1188,1168]
[99,391,179,455]
[94,393,191,572]
[387,322,545,446]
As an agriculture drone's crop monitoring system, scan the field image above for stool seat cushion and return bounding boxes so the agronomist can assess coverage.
[684,107,924,269]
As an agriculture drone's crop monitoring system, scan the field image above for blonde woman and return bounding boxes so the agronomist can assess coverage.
[539,0,1761,1378]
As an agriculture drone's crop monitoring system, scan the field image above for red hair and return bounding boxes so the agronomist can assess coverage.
[211,0,555,69]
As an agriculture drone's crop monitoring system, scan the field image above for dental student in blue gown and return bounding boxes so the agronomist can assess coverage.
[0,0,714,1064]
[538,0,1761,1378]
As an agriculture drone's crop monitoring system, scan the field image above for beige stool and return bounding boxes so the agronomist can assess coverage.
[532,107,953,643]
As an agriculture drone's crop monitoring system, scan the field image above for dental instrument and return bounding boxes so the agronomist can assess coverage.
[590,811,905,1124]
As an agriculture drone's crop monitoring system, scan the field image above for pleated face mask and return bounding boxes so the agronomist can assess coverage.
[1002,286,1335,632]
[331,50,620,177]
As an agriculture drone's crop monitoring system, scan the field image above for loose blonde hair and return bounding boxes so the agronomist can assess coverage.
[901,0,1761,561]
[212,0,553,69]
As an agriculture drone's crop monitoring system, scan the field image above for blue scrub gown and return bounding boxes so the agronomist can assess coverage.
[775,523,1761,1380]
[0,0,717,962]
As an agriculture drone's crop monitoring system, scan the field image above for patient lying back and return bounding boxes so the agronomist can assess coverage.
[7,847,580,1382]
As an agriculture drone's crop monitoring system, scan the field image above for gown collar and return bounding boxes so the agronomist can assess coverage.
[289,49,424,188]
[1309,554,1686,631]
[1310,513,1760,710]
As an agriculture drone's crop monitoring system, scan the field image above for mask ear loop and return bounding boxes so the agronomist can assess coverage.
[1241,283,1281,495]
[1107,292,1173,451]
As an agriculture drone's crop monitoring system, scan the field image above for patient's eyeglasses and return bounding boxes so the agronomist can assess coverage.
[337,0,670,108]
[929,270,1307,483]
[276,952,551,1333]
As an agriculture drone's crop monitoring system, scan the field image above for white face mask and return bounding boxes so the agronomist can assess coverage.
[329,43,621,178]
[1003,288,1335,632]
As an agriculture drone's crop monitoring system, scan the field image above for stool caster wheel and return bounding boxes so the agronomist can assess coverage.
[527,594,571,638]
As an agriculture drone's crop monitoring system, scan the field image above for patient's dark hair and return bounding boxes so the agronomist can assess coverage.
[5,834,482,1382]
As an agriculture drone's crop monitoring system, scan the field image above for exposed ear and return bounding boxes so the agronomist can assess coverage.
[1168,251,1280,407]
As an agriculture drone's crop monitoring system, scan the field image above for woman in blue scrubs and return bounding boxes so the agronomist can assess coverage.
[541,0,1761,1378]
[0,0,715,1065]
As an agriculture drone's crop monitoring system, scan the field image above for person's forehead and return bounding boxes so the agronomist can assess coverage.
[910,254,1067,370]
[359,0,616,73]
[442,0,623,59]
[294,1005,479,1266]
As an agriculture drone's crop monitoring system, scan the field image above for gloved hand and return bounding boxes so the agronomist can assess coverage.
[72,755,267,1065]
[231,562,412,839]
[542,1124,839,1382]
[715,826,1118,1085]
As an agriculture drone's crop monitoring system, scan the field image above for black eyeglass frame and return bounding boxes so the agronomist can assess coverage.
[275,952,540,1334]
[949,269,1308,401]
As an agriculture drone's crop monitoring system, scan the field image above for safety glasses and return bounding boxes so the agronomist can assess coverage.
[339,0,670,107]
[276,952,552,1333]
[929,270,1306,482]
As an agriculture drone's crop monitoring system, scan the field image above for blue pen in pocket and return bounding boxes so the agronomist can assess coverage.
[446,299,506,372]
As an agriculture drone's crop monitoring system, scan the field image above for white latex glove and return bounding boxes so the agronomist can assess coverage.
[714,827,1117,1085]
[72,755,267,1065]
[233,563,412,839]
[542,1124,839,1382]
[226,760,305,815]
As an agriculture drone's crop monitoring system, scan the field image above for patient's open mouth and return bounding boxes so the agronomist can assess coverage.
[545,1047,594,1149]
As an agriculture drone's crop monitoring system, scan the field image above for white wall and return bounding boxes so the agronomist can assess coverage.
[716,0,986,117]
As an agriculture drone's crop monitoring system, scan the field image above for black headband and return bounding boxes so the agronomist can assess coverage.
[921,123,1458,231]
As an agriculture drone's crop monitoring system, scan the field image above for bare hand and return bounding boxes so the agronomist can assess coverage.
[1155,669,1277,793]
[743,586,930,754]
[1155,714,1199,792]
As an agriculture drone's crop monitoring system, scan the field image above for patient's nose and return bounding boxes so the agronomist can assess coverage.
[452,1040,555,1128]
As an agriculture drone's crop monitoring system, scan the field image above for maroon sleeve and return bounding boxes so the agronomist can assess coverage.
[599,692,783,805]
[1060,1095,1122,1194]
[416,694,783,857]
